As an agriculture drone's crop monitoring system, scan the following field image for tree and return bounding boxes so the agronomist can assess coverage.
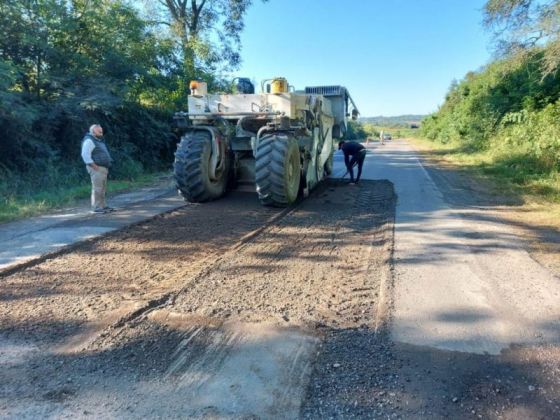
[0,0,175,102]
[154,0,261,80]
[0,0,180,175]
[0,0,63,97]
[484,0,560,75]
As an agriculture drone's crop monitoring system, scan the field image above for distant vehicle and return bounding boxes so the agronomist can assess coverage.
[383,132,392,141]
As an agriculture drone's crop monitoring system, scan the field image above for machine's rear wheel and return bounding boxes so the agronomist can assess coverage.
[255,134,301,207]
[174,130,228,202]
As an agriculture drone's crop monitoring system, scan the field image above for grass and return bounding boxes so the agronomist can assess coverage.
[0,171,171,224]
[407,135,560,227]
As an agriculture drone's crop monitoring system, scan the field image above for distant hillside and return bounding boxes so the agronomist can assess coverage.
[359,115,425,128]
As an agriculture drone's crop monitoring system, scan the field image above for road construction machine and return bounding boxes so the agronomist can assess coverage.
[173,77,359,207]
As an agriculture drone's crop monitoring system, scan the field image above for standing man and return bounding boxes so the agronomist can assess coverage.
[379,129,385,145]
[339,141,367,185]
[81,124,114,213]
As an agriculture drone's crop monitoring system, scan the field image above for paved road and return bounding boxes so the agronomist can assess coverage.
[342,139,560,355]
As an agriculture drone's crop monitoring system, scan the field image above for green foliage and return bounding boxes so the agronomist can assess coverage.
[484,0,560,76]
[152,0,263,80]
[421,50,560,200]
[345,121,367,140]
[422,51,559,155]
[418,2,560,202]
[0,0,263,220]
[361,123,380,138]
[0,0,175,99]
[494,101,560,169]
[0,0,181,216]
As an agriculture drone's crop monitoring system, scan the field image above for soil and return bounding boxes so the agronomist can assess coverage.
[1,174,559,418]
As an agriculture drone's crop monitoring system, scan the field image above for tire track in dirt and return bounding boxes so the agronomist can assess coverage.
[164,180,396,329]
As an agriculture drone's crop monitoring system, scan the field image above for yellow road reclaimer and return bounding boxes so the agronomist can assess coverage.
[173,77,359,207]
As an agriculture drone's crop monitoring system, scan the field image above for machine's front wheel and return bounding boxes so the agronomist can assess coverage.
[174,130,228,202]
[255,134,301,207]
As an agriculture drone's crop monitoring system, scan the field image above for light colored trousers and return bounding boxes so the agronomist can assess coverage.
[86,166,108,210]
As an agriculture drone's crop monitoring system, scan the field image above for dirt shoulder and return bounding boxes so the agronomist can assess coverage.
[407,137,560,277]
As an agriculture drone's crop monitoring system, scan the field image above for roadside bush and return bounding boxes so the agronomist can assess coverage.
[495,101,560,170]
[421,50,560,174]
[0,97,175,203]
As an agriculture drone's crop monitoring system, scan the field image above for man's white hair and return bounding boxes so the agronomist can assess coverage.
[89,124,101,134]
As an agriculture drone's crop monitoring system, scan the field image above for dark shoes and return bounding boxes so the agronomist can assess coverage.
[91,206,115,214]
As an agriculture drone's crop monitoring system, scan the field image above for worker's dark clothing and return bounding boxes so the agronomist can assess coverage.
[341,142,366,183]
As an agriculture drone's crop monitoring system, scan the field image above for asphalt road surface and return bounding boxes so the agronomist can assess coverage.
[1,139,558,418]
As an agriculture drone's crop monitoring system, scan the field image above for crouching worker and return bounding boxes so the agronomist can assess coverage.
[81,124,114,213]
[339,140,367,185]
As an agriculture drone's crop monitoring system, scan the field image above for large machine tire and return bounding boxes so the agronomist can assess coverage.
[174,130,228,202]
[255,134,301,207]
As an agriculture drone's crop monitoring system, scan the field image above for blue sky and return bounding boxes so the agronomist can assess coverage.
[235,0,493,117]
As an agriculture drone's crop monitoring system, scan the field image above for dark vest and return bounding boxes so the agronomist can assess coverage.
[83,134,113,168]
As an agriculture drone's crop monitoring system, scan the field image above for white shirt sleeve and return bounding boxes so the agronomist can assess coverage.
[81,138,95,164]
